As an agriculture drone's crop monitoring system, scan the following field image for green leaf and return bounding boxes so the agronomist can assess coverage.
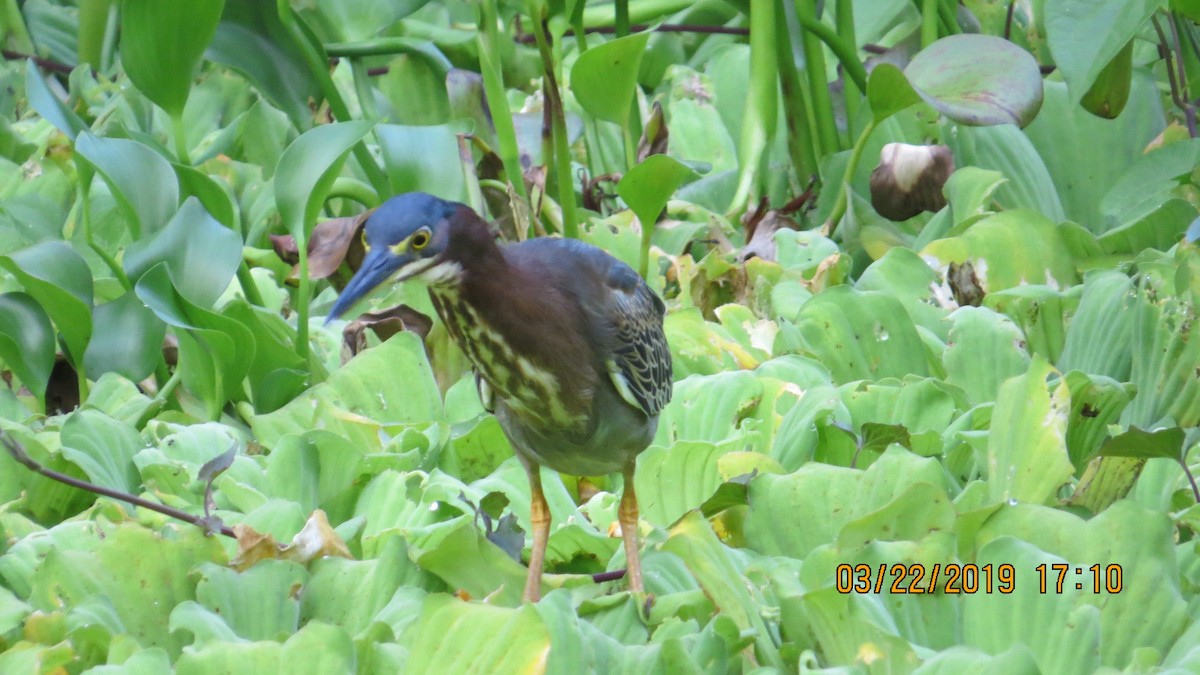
[0,241,93,367]
[404,595,550,672]
[570,32,651,126]
[307,0,429,41]
[866,63,923,123]
[1062,371,1132,467]
[943,307,1030,406]
[28,524,225,658]
[124,197,243,308]
[24,60,87,139]
[84,291,167,383]
[75,133,179,237]
[792,286,929,383]
[0,293,56,402]
[377,123,466,202]
[1096,426,1185,461]
[922,209,1078,293]
[251,332,441,448]
[193,561,307,641]
[275,121,375,241]
[208,3,320,128]
[904,34,1044,127]
[1045,0,1162,106]
[616,154,699,232]
[635,441,731,526]
[60,409,140,493]
[120,0,226,119]
[986,358,1074,504]
[662,511,783,669]
[135,264,255,415]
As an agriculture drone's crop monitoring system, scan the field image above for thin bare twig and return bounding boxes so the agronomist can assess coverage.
[2,433,236,538]
[1004,1,1016,41]
[2,49,75,75]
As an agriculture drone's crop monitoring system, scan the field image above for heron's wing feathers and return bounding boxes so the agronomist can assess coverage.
[604,266,672,416]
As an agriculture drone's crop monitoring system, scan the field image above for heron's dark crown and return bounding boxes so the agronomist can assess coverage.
[364,193,458,248]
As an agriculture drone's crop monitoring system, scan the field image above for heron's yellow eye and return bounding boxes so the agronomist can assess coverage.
[411,229,431,250]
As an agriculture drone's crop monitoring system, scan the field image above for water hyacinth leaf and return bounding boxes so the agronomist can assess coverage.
[904,34,1044,127]
[135,264,255,412]
[792,287,929,383]
[193,561,307,641]
[922,209,1078,294]
[124,198,243,308]
[986,358,1074,504]
[82,292,166,383]
[1023,78,1163,229]
[1045,0,1160,106]
[60,409,140,493]
[75,133,179,237]
[28,524,226,657]
[174,163,238,230]
[866,63,923,123]
[570,31,651,126]
[300,539,418,636]
[962,537,1101,674]
[943,307,1030,406]
[0,241,93,366]
[1079,40,1133,119]
[251,332,441,448]
[1100,138,1200,227]
[404,595,550,671]
[0,293,55,401]
[1057,271,1135,381]
[1123,279,1200,428]
[208,3,320,128]
[663,511,784,669]
[275,121,375,240]
[1062,371,1132,468]
[617,154,700,231]
[635,441,731,526]
[945,123,1065,222]
[377,124,466,202]
[304,0,428,41]
[1097,426,1186,462]
[120,0,226,119]
[24,59,87,139]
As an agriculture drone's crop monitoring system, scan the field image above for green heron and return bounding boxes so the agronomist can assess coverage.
[327,192,672,602]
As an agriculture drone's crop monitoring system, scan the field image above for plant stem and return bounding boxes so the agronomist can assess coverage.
[938,0,959,35]
[77,180,131,289]
[171,114,191,165]
[350,60,380,122]
[836,0,861,136]
[476,0,530,202]
[615,0,630,36]
[731,0,778,213]
[328,177,381,207]
[794,0,839,157]
[774,3,817,182]
[823,118,876,237]
[532,16,579,237]
[581,0,692,27]
[235,264,265,308]
[275,0,390,197]
[295,240,312,365]
[136,368,182,427]
[921,0,939,47]
[458,133,486,214]
[793,8,867,92]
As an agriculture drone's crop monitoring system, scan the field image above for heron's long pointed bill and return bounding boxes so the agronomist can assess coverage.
[325,248,410,323]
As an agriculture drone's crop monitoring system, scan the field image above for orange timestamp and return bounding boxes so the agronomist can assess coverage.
[836,563,1015,594]
[835,563,1125,594]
